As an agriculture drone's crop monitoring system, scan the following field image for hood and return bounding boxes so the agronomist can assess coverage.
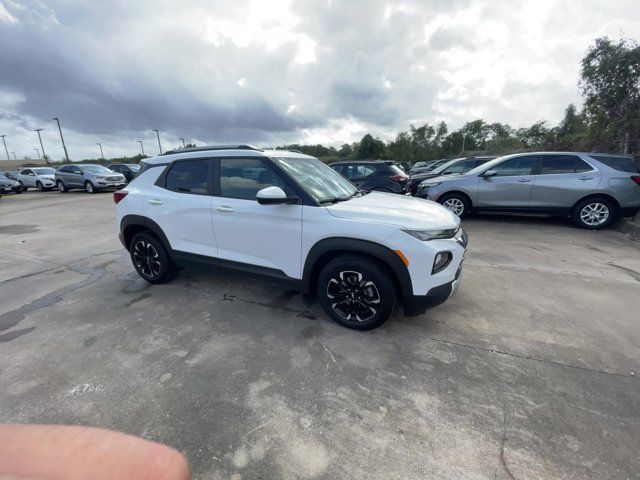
[39,174,55,180]
[326,192,460,230]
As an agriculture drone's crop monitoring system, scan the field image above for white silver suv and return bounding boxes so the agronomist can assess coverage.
[114,145,467,330]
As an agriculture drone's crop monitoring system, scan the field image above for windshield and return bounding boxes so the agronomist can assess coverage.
[33,168,56,175]
[82,165,114,174]
[272,157,358,203]
[127,164,140,172]
[430,158,464,175]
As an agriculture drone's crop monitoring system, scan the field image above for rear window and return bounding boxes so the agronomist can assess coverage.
[590,155,639,173]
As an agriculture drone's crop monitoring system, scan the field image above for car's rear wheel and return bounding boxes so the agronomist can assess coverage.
[572,197,616,230]
[57,180,68,192]
[36,181,45,192]
[317,255,396,330]
[85,181,95,193]
[438,193,470,218]
[129,232,178,284]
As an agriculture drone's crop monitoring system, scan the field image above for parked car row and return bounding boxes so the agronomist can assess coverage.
[329,152,640,230]
[0,163,138,196]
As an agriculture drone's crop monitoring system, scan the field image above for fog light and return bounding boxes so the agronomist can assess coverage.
[432,251,452,274]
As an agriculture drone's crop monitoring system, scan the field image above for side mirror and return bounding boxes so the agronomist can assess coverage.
[482,170,497,178]
[256,186,298,205]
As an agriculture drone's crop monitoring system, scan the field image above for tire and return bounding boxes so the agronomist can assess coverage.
[85,181,95,193]
[36,181,45,192]
[438,193,471,218]
[317,255,396,330]
[57,180,68,192]
[129,232,178,284]
[572,196,617,230]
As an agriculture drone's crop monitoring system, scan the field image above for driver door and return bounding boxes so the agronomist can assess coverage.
[476,155,538,207]
[211,157,303,278]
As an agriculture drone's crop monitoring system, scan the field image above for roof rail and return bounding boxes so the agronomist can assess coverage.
[162,144,264,155]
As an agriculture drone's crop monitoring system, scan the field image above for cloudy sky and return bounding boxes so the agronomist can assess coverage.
[1,0,639,160]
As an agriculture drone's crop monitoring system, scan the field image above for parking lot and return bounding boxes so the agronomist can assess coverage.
[1,191,639,479]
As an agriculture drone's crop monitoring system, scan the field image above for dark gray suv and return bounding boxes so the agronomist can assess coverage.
[421,152,640,229]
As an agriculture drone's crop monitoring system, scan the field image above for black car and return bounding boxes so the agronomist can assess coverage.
[411,156,496,196]
[107,163,140,182]
[330,160,409,194]
[0,172,23,193]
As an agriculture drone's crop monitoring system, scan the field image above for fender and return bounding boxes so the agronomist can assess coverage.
[120,215,173,253]
[302,237,413,297]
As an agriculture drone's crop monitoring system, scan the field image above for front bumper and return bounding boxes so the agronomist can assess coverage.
[404,265,462,316]
[95,181,127,189]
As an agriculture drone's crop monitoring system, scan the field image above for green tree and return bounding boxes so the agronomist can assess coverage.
[580,37,640,153]
[356,134,385,159]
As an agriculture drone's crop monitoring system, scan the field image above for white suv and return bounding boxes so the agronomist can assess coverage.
[114,145,467,330]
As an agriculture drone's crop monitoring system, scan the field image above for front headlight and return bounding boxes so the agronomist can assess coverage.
[403,228,457,241]
[422,181,441,187]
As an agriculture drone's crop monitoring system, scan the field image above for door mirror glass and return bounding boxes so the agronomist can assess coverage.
[257,186,297,205]
[482,170,497,178]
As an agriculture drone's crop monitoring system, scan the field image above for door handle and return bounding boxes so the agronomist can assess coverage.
[517,178,532,183]
[148,199,163,205]
[216,206,234,213]
[579,176,593,180]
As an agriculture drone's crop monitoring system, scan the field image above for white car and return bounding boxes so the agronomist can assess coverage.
[114,145,467,330]
[17,167,57,191]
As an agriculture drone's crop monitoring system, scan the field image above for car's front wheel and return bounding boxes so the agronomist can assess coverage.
[572,197,617,230]
[57,180,68,192]
[130,232,178,284]
[438,193,471,218]
[317,255,396,330]
[85,181,96,193]
[36,181,45,192]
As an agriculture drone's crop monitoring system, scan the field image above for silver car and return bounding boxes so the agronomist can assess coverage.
[420,152,640,229]
[55,164,126,193]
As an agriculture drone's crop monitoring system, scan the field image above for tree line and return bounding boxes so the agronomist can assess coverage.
[276,37,640,163]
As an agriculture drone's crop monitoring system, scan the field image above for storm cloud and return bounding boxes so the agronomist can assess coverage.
[0,0,639,159]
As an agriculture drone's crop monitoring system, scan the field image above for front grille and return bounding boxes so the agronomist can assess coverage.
[106,176,121,181]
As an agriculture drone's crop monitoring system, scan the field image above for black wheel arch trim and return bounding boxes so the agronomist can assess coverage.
[302,237,413,297]
[120,215,174,253]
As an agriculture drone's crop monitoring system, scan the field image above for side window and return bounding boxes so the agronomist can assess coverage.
[355,165,376,177]
[72,166,82,174]
[22,169,33,176]
[58,167,68,173]
[219,158,289,200]
[540,155,591,174]
[492,156,535,176]
[165,159,210,195]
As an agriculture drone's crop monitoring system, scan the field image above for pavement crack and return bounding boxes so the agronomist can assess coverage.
[391,329,637,380]
[496,403,516,480]
[321,342,342,371]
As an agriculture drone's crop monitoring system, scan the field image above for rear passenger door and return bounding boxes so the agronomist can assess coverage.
[19,169,35,187]
[145,158,217,258]
[211,158,303,278]
[530,154,600,209]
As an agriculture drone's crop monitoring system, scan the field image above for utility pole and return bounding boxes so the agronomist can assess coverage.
[460,131,466,155]
[35,148,40,158]
[153,129,162,155]
[179,137,186,148]
[10,152,17,160]
[34,128,48,165]
[52,117,70,161]
[137,140,145,157]
[96,143,104,159]
[0,135,9,160]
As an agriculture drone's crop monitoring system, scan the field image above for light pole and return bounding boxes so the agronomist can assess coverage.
[137,140,145,157]
[52,117,70,161]
[179,137,186,148]
[96,143,104,159]
[34,128,48,164]
[152,129,162,155]
[10,151,17,160]
[0,135,9,160]
[35,148,40,158]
